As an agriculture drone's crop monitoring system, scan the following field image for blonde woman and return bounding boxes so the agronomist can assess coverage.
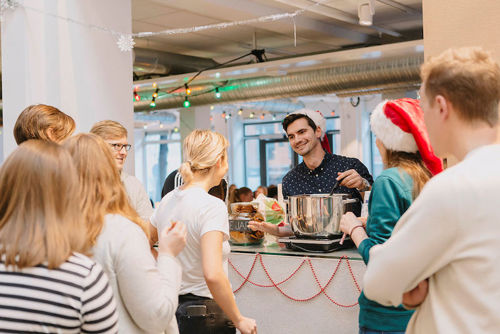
[13,104,75,144]
[151,130,257,334]
[0,140,118,333]
[64,133,186,334]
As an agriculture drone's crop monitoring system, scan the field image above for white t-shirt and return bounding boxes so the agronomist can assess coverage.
[151,186,230,298]
[121,172,154,222]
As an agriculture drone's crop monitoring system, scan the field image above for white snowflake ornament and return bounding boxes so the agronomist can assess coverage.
[117,34,135,52]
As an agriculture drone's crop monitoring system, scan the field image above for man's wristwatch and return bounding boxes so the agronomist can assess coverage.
[358,178,370,192]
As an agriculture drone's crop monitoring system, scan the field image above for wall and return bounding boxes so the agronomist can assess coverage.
[1,0,134,171]
[422,0,500,164]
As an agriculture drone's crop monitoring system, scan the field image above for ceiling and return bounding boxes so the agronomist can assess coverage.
[132,0,423,69]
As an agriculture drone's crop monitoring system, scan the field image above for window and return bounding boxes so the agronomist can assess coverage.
[140,131,181,203]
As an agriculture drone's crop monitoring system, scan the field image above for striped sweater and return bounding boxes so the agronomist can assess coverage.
[0,252,118,333]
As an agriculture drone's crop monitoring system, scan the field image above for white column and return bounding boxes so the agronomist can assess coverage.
[1,0,134,171]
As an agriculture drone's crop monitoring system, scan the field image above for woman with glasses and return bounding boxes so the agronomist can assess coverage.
[91,120,153,222]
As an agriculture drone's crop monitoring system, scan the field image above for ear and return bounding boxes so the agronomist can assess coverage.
[315,126,322,139]
[435,95,450,121]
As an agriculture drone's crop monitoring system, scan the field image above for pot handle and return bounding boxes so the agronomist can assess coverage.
[342,198,358,205]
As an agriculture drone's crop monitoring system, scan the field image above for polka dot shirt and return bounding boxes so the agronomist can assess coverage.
[282,153,374,216]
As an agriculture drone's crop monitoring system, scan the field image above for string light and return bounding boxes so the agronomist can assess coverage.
[260,113,265,120]
[215,87,221,99]
[149,98,156,108]
[272,114,276,121]
[238,108,243,115]
[134,92,141,101]
[209,116,214,121]
[331,110,336,116]
[221,111,226,119]
[249,112,255,119]
[210,105,215,110]
[183,97,191,108]
[152,88,159,98]
[226,113,232,120]
[173,127,179,132]
[152,82,157,89]
[185,83,191,96]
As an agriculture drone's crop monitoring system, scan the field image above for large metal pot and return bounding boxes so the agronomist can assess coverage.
[287,194,358,239]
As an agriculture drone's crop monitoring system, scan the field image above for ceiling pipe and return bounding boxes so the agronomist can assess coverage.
[134,54,423,112]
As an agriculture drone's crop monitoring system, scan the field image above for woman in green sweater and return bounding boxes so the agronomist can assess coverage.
[340,98,443,334]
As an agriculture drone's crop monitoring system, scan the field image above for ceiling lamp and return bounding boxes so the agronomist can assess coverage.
[358,0,375,26]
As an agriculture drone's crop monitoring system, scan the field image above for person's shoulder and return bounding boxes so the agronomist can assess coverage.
[331,153,363,165]
[375,168,412,191]
[104,213,144,235]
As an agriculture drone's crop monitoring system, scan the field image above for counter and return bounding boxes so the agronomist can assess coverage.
[229,244,366,334]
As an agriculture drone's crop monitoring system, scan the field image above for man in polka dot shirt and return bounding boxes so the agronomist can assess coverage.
[281,110,373,216]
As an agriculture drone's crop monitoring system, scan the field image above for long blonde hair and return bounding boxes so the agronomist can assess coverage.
[0,140,88,269]
[179,130,229,184]
[63,133,148,245]
[385,150,432,199]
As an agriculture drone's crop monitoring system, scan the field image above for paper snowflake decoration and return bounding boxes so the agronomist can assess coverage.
[0,0,19,22]
[117,34,135,52]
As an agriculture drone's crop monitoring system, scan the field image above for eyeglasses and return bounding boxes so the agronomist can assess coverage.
[109,143,132,152]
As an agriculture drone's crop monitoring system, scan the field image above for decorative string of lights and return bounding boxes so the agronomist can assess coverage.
[5,0,332,52]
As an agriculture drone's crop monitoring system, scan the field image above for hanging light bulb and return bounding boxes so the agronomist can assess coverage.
[173,127,179,133]
[150,100,156,108]
[221,111,226,119]
[210,105,215,110]
[134,92,141,101]
[152,88,159,98]
[260,113,265,120]
[185,83,191,96]
[272,114,276,121]
[183,97,191,108]
[238,108,243,115]
[249,112,255,119]
[215,87,221,99]
[152,82,157,89]
[209,116,214,121]
[226,113,232,120]
[331,110,336,116]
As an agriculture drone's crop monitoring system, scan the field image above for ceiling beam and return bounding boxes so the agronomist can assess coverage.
[147,0,372,44]
[376,0,422,16]
[272,0,402,37]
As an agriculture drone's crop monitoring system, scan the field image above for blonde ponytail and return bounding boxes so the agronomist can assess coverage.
[181,130,229,185]
[179,161,194,184]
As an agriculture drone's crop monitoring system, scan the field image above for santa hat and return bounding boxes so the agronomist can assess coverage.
[370,98,443,175]
[287,108,331,153]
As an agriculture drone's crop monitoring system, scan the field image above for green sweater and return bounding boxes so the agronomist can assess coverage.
[357,168,414,331]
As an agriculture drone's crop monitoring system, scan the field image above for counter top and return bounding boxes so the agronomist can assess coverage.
[230,243,363,260]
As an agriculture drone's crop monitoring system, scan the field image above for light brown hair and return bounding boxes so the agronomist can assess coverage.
[179,130,229,184]
[421,47,500,127]
[90,120,128,140]
[385,150,432,199]
[0,140,88,269]
[63,133,148,244]
[13,104,76,144]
